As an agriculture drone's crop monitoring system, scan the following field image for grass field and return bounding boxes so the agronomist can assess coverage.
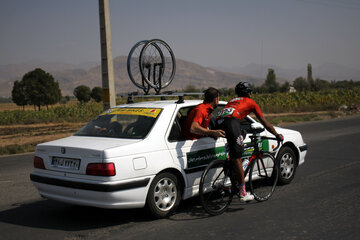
[0,102,37,111]
[0,100,81,112]
[0,122,85,155]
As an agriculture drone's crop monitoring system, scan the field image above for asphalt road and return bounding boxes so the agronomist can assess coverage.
[0,115,359,240]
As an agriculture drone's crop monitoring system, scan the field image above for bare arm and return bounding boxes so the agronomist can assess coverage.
[257,115,279,136]
[190,122,225,138]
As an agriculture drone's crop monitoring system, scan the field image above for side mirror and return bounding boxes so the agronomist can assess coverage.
[250,122,265,133]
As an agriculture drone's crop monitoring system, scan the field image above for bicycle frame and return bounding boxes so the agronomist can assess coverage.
[243,134,280,179]
[199,129,282,215]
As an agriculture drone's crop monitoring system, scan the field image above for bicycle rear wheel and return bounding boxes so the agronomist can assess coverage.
[249,153,278,202]
[199,160,234,215]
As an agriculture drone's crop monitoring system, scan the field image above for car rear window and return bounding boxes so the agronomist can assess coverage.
[75,108,162,139]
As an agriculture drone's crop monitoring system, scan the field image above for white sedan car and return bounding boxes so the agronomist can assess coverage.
[30,98,307,218]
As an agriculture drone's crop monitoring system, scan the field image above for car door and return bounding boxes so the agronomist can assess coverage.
[166,104,226,199]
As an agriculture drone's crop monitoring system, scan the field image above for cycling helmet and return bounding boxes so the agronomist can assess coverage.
[235,82,252,96]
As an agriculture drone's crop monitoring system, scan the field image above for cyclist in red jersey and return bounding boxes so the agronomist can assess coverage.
[217,82,283,201]
[183,87,225,140]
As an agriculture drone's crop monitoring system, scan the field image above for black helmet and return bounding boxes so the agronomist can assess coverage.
[235,82,252,96]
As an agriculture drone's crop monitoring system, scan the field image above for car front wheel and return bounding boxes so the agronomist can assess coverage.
[277,146,297,184]
[146,172,181,218]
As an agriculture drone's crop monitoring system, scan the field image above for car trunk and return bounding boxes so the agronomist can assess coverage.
[35,136,140,175]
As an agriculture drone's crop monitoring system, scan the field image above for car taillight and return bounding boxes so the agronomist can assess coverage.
[34,156,45,169]
[86,163,115,176]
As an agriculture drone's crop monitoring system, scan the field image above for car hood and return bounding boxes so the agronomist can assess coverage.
[274,126,306,146]
[274,127,300,136]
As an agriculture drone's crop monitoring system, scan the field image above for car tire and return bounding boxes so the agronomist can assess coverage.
[146,172,181,218]
[277,146,297,185]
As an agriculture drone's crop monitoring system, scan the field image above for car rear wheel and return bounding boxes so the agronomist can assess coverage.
[146,172,181,218]
[277,146,297,184]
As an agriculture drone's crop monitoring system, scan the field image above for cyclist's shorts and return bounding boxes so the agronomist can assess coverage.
[217,117,244,159]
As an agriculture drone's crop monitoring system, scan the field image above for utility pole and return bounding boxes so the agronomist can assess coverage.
[99,0,116,110]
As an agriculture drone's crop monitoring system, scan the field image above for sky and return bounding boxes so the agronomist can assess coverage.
[1,0,360,70]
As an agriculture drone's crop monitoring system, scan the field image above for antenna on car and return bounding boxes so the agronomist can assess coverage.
[176,95,184,104]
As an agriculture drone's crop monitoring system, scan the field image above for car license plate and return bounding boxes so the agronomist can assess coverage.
[51,157,80,170]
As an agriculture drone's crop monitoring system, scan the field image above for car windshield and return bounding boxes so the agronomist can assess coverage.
[74,107,162,139]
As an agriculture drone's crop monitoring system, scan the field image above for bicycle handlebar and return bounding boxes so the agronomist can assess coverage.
[246,135,282,152]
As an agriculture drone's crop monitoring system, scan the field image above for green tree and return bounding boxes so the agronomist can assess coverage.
[253,85,267,94]
[307,64,315,91]
[293,77,309,92]
[74,85,91,103]
[21,68,62,110]
[90,87,103,102]
[11,80,28,109]
[314,78,330,91]
[219,88,235,97]
[279,81,290,93]
[263,68,279,93]
[60,96,71,105]
[47,81,62,108]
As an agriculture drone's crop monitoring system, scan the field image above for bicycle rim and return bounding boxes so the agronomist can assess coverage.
[249,153,278,202]
[139,39,176,90]
[127,40,151,92]
[199,160,234,215]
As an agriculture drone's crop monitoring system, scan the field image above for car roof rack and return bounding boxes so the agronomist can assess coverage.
[126,92,204,104]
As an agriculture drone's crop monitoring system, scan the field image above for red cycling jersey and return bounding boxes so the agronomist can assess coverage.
[183,102,214,140]
[219,97,263,120]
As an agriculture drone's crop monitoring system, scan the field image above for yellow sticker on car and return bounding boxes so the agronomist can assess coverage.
[103,108,162,118]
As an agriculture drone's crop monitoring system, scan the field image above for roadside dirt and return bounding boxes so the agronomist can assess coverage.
[0,122,85,147]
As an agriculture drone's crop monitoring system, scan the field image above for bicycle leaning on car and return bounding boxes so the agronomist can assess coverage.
[199,124,283,216]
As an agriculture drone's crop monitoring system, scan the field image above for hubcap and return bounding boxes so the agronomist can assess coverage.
[280,153,294,179]
[154,178,177,211]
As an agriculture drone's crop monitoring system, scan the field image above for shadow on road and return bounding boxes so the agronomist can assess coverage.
[0,199,150,231]
[0,196,246,230]
[169,196,246,221]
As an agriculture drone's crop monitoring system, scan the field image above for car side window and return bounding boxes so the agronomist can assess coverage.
[168,105,225,142]
[168,107,193,142]
[168,112,183,142]
[209,104,224,129]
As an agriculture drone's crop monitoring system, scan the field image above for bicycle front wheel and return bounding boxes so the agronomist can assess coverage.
[199,160,234,216]
[249,153,278,202]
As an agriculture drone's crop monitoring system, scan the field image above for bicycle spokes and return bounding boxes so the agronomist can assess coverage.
[249,153,278,202]
[199,160,234,215]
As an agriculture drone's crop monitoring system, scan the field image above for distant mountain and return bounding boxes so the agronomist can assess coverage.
[216,63,360,82]
[2,59,358,98]
[0,57,262,97]
[0,61,98,80]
